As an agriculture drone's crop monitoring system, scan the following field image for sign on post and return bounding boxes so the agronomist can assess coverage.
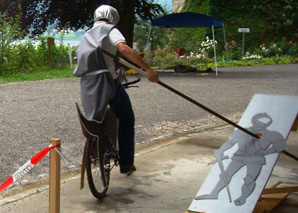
[238,28,250,58]
[238,28,250,33]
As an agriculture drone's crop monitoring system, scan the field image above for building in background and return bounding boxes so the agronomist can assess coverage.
[172,0,185,12]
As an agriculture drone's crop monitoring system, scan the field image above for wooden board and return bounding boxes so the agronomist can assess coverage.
[188,94,298,213]
[253,193,289,213]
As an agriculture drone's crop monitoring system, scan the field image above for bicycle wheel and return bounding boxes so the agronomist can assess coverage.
[85,135,111,199]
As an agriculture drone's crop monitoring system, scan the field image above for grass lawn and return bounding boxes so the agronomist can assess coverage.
[0,68,75,84]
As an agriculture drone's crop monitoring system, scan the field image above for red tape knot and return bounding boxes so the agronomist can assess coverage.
[49,144,61,149]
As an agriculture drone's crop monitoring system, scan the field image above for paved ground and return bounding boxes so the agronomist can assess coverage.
[0,64,297,189]
[0,125,297,213]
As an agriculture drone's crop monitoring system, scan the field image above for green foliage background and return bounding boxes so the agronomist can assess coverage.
[0,0,297,78]
[172,0,210,53]
[148,0,297,54]
[0,11,76,75]
[208,0,298,51]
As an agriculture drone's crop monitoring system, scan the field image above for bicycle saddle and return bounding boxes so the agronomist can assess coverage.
[76,103,118,144]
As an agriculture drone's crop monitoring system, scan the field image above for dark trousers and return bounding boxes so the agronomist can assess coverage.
[109,80,135,167]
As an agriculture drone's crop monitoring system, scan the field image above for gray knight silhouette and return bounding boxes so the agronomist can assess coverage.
[195,113,286,206]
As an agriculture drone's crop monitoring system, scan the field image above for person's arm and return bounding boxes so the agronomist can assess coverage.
[116,42,159,83]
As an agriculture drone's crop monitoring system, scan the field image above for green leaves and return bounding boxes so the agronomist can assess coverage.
[0,12,75,76]
[0,10,26,75]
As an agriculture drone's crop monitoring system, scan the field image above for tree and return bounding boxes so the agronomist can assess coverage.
[258,0,298,42]
[2,0,164,47]
[0,0,11,12]
[160,0,210,54]
[209,0,298,51]
[0,9,25,74]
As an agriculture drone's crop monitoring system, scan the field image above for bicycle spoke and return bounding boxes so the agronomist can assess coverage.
[86,136,110,199]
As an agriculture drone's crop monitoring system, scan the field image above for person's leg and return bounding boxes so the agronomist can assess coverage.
[109,81,135,170]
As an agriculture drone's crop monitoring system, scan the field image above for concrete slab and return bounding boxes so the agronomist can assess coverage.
[0,125,297,213]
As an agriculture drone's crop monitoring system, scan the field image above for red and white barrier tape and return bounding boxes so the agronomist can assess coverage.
[0,144,60,193]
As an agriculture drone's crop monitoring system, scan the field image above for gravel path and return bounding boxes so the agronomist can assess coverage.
[0,64,297,185]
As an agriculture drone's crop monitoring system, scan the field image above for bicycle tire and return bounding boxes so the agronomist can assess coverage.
[85,135,111,199]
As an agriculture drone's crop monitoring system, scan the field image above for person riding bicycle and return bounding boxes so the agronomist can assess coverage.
[73,5,159,174]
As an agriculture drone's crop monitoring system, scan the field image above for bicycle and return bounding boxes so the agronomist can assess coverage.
[76,74,140,199]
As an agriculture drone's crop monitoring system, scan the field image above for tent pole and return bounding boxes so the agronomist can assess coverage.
[146,25,154,62]
[146,25,152,47]
[212,25,218,76]
[223,24,228,64]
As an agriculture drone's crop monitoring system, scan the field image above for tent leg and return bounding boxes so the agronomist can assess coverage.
[223,24,228,64]
[146,25,152,47]
[212,25,218,76]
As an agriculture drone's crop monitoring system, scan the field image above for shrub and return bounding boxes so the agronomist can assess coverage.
[0,10,75,75]
[0,10,25,75]
[256,40,298,58]
[149,46,177,69]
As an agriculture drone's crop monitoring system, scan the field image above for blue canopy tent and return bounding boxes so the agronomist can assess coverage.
[151,12,227,76]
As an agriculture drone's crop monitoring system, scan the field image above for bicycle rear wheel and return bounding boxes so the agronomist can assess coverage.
[85,136,111,199]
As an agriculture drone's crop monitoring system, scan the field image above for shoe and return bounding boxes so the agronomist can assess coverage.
[120,165,136,174]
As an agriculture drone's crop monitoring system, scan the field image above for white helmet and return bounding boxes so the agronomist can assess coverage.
[94,5,120,25]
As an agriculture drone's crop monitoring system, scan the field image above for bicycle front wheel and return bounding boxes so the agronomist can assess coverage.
[85,136,110,199]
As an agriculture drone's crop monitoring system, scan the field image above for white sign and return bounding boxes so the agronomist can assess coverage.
[238,28,250,33]
[188,94,298,213]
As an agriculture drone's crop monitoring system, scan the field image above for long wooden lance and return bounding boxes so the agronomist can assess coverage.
[102,49,298,161]
[102,49,260,139]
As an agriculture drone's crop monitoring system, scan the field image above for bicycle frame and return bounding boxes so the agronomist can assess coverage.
[76,73,141,198]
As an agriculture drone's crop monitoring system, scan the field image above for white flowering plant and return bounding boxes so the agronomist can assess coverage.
[243,52,262,60]
[197,36,217,59]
